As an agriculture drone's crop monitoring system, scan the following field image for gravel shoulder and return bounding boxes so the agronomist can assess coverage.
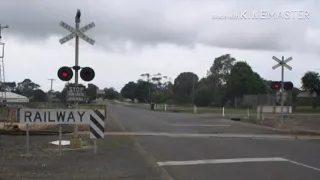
[0,113,162,180]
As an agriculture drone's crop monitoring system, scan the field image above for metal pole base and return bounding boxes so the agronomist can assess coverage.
[70,136,82,149]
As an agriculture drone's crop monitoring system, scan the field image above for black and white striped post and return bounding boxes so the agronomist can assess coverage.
[89,110,105,153]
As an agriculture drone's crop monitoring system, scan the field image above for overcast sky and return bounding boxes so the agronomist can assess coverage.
[0,0,319,92]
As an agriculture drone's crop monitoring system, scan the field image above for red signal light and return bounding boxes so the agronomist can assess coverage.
[57,66,73,81]
[270,81,280,90]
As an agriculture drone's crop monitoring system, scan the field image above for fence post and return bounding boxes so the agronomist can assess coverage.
[164,104,167,111]
[194,105,197,114]
[222,107,225,117]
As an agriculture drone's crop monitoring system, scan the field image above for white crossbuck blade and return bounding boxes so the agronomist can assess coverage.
[272,63,292,70]
[272,56,293,70]
[272,56,281,63]
[59,21,95,45]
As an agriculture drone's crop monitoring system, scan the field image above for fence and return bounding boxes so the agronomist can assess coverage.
[243,92,293,108]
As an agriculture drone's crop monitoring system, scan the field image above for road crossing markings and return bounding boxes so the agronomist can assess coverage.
[286,159,320,172]
[170,124,231,127]
[158,157,320,172]
[157,157,287,166]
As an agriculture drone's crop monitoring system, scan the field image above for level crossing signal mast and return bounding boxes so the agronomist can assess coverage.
[270,81,293,90]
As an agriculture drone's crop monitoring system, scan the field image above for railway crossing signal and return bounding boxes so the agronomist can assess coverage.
[57,9,96,83]
[58,9,97,148]
[270,81,293,90]
[271,56,293,125]
[80,67,95,81]
[57,66,73,81]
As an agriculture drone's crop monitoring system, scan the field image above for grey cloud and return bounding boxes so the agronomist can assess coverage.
[0,0,318,53]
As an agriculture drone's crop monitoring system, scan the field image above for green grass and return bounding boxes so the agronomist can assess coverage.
[97,136,132,149]
[294,106,320,113]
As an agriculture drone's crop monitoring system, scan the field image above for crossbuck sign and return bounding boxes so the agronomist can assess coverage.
[272,56,292,70]
[59,21,95,45]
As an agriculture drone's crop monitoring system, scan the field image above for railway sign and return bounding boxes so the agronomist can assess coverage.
[19,108,105,139]
[59,21,95,45]
[20,109,92,124]
[67,84,86,102]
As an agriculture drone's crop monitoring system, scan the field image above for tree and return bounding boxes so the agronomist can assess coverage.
[135,80,155,102]
[208,54,236,86]
[301,71,320,95]
[104,88,119,100]
[173,72,199,104]
[16,79,40,97]
[121,81,137,102]
[30,89,47,102]
[56,86,67,103]
[2,82,16,92]
[226,61,266,106]
[301,71,320,108]
[194,85,213,107]
[86,83,98,102]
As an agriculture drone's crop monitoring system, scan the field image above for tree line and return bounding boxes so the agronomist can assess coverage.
[121,54,318,107]
[1,79,120,103]
[2,54,318,107]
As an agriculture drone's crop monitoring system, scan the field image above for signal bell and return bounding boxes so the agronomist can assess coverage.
[58,66,73,81]
[80,67,95,81]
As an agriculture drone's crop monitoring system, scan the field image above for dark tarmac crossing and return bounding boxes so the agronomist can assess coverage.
[109,104,320,180]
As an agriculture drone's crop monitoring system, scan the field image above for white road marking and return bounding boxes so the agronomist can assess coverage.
[286,159,320,172]
[157,157,287,166]
[76,131,296,139]
[158,156,320,172]
[170,124,230,127]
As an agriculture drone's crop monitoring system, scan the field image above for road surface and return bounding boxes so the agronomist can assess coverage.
[108,104,320,180]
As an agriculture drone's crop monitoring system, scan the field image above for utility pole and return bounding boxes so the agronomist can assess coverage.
[192,74,195,104]
[0,24,8,103]
[48,78,56,108]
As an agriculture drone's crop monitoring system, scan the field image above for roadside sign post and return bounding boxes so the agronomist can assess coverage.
[59,124,62,155]
[26,124,29,155]
[272,56,293,125]
[19,108,105,154]
[59,9,95,148]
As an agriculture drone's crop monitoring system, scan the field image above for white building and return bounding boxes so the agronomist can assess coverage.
[0,92,29,102]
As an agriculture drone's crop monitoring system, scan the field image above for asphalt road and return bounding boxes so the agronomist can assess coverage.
[108,104,320,180]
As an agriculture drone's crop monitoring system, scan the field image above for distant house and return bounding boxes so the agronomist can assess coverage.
[0,92,29,102]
